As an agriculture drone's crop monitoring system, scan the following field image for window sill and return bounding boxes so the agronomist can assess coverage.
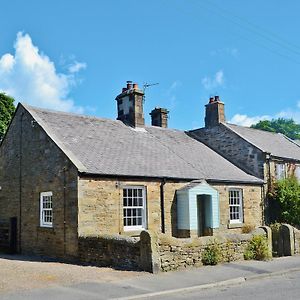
[121,230,145,237]
[37,226,55,233]
[228,223,244,229]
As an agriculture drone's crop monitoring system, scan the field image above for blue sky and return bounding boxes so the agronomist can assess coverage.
[1,0,300,129]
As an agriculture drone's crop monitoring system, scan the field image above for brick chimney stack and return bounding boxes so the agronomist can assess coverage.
[150,107,169,128]
[116,81,145,127]
[204,95,225,128]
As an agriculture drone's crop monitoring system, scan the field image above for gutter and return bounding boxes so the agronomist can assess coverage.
[79,172,263,185]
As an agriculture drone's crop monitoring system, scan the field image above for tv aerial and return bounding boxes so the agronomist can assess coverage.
[143,82,159,102]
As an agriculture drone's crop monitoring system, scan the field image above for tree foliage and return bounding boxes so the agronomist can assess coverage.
[272,177,300,226]
[251,118,300,140]
[0,93,15,141]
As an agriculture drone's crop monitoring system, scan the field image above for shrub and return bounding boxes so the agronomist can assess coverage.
[244,235,270,261]
[202,242,221,265]
[242,224,255,234]
[272,177,300,226]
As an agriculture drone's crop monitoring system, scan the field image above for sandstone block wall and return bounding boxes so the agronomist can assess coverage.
[78,235,141,270]
[77,230,269,273]
[189,125,265,179]
[78,178,263,238]
[294,228,300,255]
[0,106,79,259]
[157,231,265,272]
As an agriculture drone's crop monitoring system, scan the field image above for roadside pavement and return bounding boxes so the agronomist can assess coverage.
[1,255,300,300]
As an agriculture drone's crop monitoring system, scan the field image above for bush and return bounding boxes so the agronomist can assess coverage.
[273,177,300,226]
[202,242,221,265]
[244,235,270,261]
[242,224,255,234]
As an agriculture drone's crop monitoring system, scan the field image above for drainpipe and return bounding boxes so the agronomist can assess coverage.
[160,178,166,234]
[63,167,67,256]
[19,112,24,253]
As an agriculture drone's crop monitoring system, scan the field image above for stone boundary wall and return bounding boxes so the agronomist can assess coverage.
[293,227,300,255]
[157,229,267,272]
[78,228,270,273]
[78,235,141,270]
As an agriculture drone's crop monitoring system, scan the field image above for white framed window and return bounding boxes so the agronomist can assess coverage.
[40,191,53,228]
[123,186,147,231]
[229,189,243,224]
[275,163,286,180]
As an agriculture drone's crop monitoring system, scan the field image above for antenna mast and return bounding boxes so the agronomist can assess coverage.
[143,82,159,102]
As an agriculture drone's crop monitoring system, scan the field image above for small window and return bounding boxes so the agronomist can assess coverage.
[40,191,53,227]
[275,163,286,180]
[123,186,146,231]
[229,189,243,224]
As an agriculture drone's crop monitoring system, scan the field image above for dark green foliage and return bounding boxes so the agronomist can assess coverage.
[272,177,300,226]
[0,93,15,141]
[244,235,270,261]
[202,242,221,265]
[251,118,300,140]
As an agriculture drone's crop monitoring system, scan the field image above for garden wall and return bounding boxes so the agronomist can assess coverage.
[157,229,267,272]
[78,228,270,273]
[78,235,141,270]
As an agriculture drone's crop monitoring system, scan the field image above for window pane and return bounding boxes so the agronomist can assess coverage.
[123,187,145,229]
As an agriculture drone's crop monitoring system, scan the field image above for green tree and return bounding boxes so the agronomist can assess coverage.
[272,177,300,226]
[0,93,15,141]
[251,118,300,140]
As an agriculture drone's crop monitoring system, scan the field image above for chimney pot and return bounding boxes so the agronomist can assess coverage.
[126,81,133,90]
[133,83,138,90]
[215,95,219,102]
[209,96,214,103]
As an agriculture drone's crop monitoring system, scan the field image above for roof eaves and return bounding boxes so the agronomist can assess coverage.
[22,103,87,172]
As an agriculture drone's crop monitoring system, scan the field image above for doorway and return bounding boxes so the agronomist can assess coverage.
[197,195,209,236]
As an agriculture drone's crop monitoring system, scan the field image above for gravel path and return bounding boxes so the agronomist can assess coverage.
[0,254,144,293]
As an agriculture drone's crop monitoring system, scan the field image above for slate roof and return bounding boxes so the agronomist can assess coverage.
[22,104,262,183]
[224,123,300,161]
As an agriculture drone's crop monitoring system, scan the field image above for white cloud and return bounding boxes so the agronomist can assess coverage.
[68,61,87,73]
[230,101,300,127]
[164,80,182,109]
[0,32,86,113]
[230,114,271,127]
[201,70,224,90]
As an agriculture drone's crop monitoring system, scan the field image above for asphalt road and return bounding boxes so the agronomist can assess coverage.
[154,270,300,300]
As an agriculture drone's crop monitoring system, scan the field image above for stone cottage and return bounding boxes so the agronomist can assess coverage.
[189,96,300,222]
[0,82,263,260]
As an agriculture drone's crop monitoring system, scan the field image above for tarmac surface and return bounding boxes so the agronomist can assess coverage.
[0,254,300,299]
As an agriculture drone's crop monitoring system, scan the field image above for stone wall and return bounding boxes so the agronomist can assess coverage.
[77,177,187,237]
[157,230,266,272]
[189,125,265,179]
[0,105,79,259]
[78,178,263,238]
[78,235,141,270]
[294,228,300,255]
[76,229,269,273]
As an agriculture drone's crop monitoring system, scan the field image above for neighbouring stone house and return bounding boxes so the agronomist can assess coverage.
[189,96,300,222]
[0,82,263,260]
